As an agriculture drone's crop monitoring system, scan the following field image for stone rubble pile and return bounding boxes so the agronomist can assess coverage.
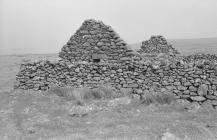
[14,19,217,108]
[138,35,180,55]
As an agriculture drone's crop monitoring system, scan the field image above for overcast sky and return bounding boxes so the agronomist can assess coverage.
[0,0,217,55]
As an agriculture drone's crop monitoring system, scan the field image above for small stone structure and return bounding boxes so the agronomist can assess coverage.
[137,35,180,55]
[15,19,217,108]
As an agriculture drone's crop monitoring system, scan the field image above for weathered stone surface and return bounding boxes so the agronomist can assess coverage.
[174,81,181,86]
[211,79,217,85]
[177,86,187,91]
[135,89,143,95]
[166,86,176,90]
[189,86,197,92]
[162,80,169,86]
[127,84,139,88]
[183,82,192,86]
[198,84,208,96]
[211,100,217,106]
[211,85,216,91]
[180,95,190,99]
[137,35,180,55]
[190,96,206,102]
[97,42,104,47]
[205,95,217,100]
[194,70,203,75]
[195,78,201,83]
[183,90,190,95]
[190,92,197,96]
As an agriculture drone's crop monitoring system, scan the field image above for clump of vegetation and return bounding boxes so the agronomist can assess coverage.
[48,85,176,106]
[97,84,116,99]
[119,88,133,97]
[140,90,176,105]
[47,85,115,105]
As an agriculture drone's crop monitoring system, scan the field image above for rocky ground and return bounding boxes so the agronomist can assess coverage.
[1,54,217,140]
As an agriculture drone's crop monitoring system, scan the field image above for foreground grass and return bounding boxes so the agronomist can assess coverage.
[0,89,217,140]
[47,86,176,106]
[140,90,176,105]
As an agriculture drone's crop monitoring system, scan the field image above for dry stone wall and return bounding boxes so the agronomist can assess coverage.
[15,59,217,107]
[183,53,217,63]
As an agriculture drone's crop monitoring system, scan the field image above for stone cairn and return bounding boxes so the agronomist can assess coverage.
[138,35,180,55]
[15,19,217,108]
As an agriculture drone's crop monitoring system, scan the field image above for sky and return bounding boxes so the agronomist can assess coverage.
[0,0,217,55]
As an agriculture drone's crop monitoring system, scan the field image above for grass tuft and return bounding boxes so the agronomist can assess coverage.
[48,86,73,98]
[47,85,115,105]
[140,90,176,105]
[82,88,106,100]
[98,85,115,99]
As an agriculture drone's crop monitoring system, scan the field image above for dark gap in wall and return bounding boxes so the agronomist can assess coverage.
[93,59,100,63]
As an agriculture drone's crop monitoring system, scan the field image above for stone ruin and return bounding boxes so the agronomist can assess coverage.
[137,35,180,55]
[59,19,140,63]
[15,19,217,108]
[137,35,182,69]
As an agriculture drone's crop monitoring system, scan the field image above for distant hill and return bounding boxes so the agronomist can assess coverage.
[130,38,217,55]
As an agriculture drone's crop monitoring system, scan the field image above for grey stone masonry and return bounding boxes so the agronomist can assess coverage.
[59,19,140,63]
[14,19,217,109]
[138,35,180,55]
[15,58,217,107]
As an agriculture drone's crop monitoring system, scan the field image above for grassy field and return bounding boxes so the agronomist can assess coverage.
[0,38,217,140]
